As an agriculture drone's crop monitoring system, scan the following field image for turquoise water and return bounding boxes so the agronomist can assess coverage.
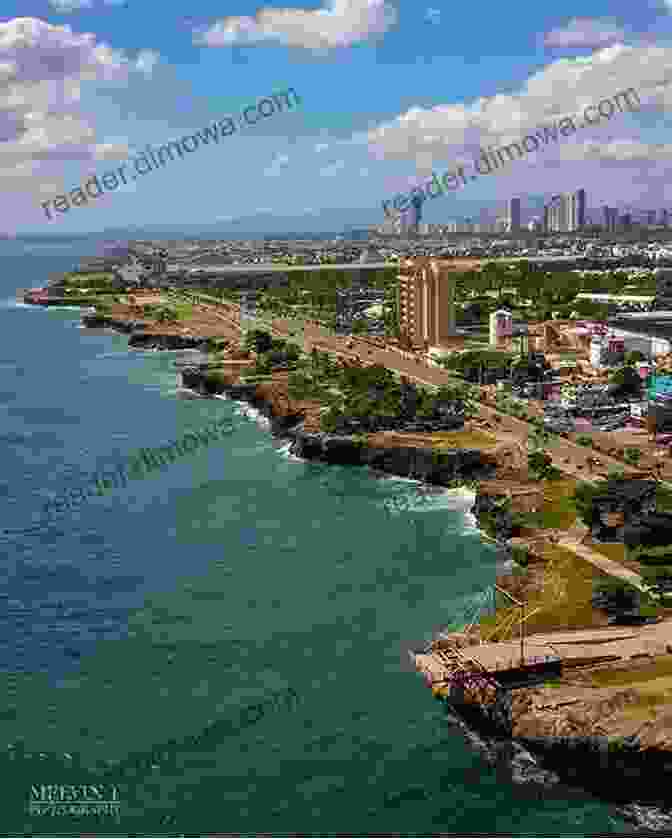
[0,239,634,835]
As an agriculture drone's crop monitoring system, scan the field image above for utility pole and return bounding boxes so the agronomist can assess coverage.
[494,585,526,667]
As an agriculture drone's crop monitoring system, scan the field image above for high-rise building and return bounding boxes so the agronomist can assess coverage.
[397,260,462,349]
[545,190,585,232]
[660,209,669,228]
[569,189,586,231]
[602,206,618,232]
[646,210,658,227]
[507,198,521,233]
[620,213,632,229]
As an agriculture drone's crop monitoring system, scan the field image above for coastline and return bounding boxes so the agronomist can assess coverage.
[73,298,672,829]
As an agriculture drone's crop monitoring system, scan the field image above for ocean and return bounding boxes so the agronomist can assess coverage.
[0,238,637,835]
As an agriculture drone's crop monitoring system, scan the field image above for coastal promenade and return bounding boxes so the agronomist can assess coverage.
[415,620,672,686]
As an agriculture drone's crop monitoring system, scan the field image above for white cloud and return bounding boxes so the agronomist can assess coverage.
[92,141,130,160]
[364,42,668,176]
[0,17,157,220]
[558,138,672,163]
[196,0,397,50]
[544,18,627,49]
[48,0,93,12]
[425,7,441,25]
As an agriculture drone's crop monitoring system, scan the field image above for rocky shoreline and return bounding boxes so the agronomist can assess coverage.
[179,366,499,486]
[82,314,211,350]
[85,314,672,827]
[440,682,670,822]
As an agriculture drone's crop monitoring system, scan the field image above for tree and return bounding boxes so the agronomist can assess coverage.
[609,365,643,399]
[623,447,642,465]
[244,329,273,354]
[625,350,646,366]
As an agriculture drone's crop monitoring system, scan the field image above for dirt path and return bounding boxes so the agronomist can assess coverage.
[557,537,649,593]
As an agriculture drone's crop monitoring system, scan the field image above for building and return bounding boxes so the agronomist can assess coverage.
[489,309,513,348]
[396,259,463,350]
[545,190,586,232]
[660,209,669,228]
[507,198,521,233]
[603,206,618,232]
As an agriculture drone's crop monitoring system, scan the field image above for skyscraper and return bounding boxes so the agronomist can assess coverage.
[507,198,521,233]
[545,190,585,232]
[602,206,617,232]
[569,188,586,231]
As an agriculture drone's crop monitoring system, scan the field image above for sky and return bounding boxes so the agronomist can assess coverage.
[2,0,672,234]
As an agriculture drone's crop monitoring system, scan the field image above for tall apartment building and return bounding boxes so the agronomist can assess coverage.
[660,209,669,228]
[545,189,586,232]
[569,188,586,231]
[396,260,461,349]
[602,206,618,232]
[507,198,521,233]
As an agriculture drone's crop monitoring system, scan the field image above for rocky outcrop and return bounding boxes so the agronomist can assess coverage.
[470,489,514,542]
[436,679,672,822]
[82,314,211,350]
[127,332,209,350]
[81,313,136,333]
[287,427,496,484]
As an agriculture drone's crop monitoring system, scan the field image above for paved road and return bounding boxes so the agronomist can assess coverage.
[171,289,653,487]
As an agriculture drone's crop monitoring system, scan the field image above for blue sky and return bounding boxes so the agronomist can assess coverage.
[2,0,672,234]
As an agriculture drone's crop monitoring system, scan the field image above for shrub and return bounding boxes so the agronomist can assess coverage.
[625,350,646,366]
[511,545,529,567]
[576,434,593,447]
[623,447,642,465]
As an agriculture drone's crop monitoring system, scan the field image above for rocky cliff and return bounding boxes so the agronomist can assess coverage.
[82,314,209,350]
[287,426,496,484]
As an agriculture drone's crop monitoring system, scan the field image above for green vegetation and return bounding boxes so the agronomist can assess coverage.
[528,450,562,481]
[240,266,397,333]
[576,434,594,447]
[608,365,643,398]
[511,545,529,567]
[625,350,647,365]
[481,545,610,638]
[623,447,642,466]
[589,656,672,688]
[631,544,672,565]
[62,271,117,290]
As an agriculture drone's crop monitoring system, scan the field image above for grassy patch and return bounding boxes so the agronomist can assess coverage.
[539,479,579,529]
[430,430,498,449]
[481,545,610,639]
[589,657,672,689]
[590,542,627,565]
